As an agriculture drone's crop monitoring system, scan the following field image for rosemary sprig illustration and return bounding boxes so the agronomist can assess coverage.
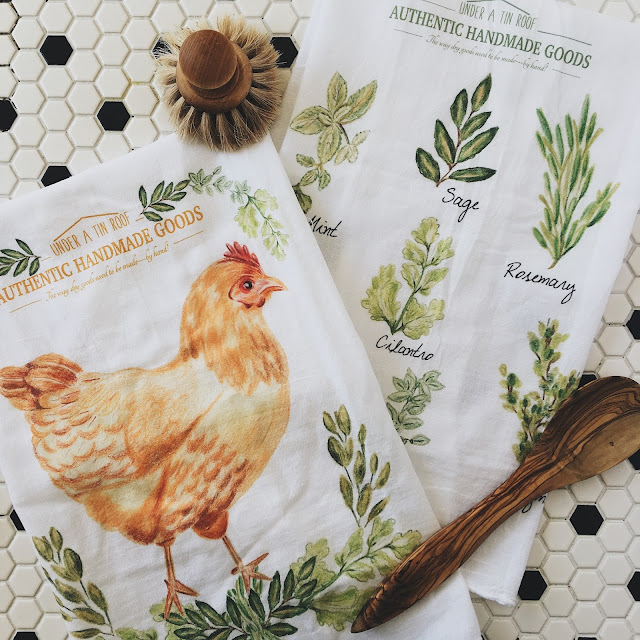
[416,74,498,187]
[500,319,579,464]
[361,217,454,340]
[290,72,377,213]
[155,405,419,638]
[136,168,289,260]
[386,368,443,446]
[0,239,41,277]
[533,96,619,268]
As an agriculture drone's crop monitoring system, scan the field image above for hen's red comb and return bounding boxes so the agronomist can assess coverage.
[223,242,262,270]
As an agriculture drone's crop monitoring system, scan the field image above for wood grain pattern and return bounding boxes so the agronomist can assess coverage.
[176,29,253,113]
[351,377,640,633]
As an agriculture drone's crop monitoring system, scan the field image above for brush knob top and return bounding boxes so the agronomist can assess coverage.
[176,29,253,114]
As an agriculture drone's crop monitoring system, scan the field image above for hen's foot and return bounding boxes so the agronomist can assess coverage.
[164,578,199,619]
[230,552,271,592]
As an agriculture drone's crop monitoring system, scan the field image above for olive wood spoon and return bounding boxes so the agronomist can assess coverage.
[352,376,640,633]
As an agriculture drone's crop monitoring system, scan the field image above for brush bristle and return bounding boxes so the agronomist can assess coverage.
[156,16,284,152]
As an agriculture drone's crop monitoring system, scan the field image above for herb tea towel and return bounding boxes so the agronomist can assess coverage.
[277,0,640,604]
[0,135,482,639]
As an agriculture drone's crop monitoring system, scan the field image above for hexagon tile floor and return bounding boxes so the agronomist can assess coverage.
[1,0,640,639]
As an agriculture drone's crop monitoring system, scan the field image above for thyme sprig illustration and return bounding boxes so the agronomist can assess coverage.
[0,239,41,277]
[416,74,498,187]
[137,168,288,260]
[533,96,619,268]
[290,72,377,213]
[362,217,454,340]
[386,368,443,446]
[500,319,579,464]
[34,527,157,639]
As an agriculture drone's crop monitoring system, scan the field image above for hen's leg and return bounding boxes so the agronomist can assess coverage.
[162,543,199,619]
[222,535,270,592]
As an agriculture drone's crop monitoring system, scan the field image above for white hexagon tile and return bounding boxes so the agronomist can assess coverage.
[0,0,639,639]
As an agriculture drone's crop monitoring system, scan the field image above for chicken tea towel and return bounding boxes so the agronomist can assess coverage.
[0,134,482,639]
[277,0,640,604]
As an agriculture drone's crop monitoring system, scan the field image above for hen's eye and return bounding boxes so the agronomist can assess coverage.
[242,280,253,290]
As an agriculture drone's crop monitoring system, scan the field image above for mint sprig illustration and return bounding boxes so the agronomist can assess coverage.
[416,74,498,187]
[138,180,189,222]
[0,239,41,277]
[533,96,619,268]
[362,218,454,340]
[500,319,579,464]
[290,72,377,213]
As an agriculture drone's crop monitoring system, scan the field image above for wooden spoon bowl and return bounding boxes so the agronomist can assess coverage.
[352,376,640,633]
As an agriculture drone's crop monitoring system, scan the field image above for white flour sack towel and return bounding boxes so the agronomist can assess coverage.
[277,0,640,604]
[0,134,481,639]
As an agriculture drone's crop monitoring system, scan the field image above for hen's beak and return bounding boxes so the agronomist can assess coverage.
[257,276,287,295]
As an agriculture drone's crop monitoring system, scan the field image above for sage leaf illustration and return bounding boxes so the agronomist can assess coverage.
[416,74,498,187]
[290,72,377,214]
[386,368,443,446]
[362,217,453,339]
[500,319,579,463]
[0,240,41,278]
[532,95,619,268]
[416,148,441,183]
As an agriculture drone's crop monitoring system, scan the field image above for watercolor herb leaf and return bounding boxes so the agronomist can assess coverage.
[138,181,189,222]
[39,407,421,639]
[362,217,454,340]
[386,368,443,446]
[533,95,619,268]
[500,319,579,464]
[137,168,288,260]
[416,74,498,187]
[290,72,377,213]
[33,527,157,640]
[0,240,41,277]
[157,405,419,638]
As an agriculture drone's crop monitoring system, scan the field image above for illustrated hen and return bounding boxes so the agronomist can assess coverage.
[0,243,290,617]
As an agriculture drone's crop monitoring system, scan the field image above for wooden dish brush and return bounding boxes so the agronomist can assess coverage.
[156,16,283,151]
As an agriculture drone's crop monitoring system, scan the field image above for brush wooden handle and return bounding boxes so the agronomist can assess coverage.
[351,461,550,632]
[176,29,252,113]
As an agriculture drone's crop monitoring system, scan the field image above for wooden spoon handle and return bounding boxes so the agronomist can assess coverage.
[351,459,554,633]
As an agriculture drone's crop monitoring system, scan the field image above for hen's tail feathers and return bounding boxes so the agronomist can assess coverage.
[0,354,82,411]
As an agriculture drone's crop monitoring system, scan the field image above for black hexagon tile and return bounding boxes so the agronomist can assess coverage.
[578,372,597,388]
[271,36,298,68]
[97,101,130,131]
[12,633,38,640]
[629,448,640,469]
[570,504,604,535]
[9,509,24,531]
[39,35,73,66]
[518,569,548,600]
[152,38,169,59]
[628,572,640,600]
[41,165,71,187]
[626,309,640,339]
[0,99,17,131]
